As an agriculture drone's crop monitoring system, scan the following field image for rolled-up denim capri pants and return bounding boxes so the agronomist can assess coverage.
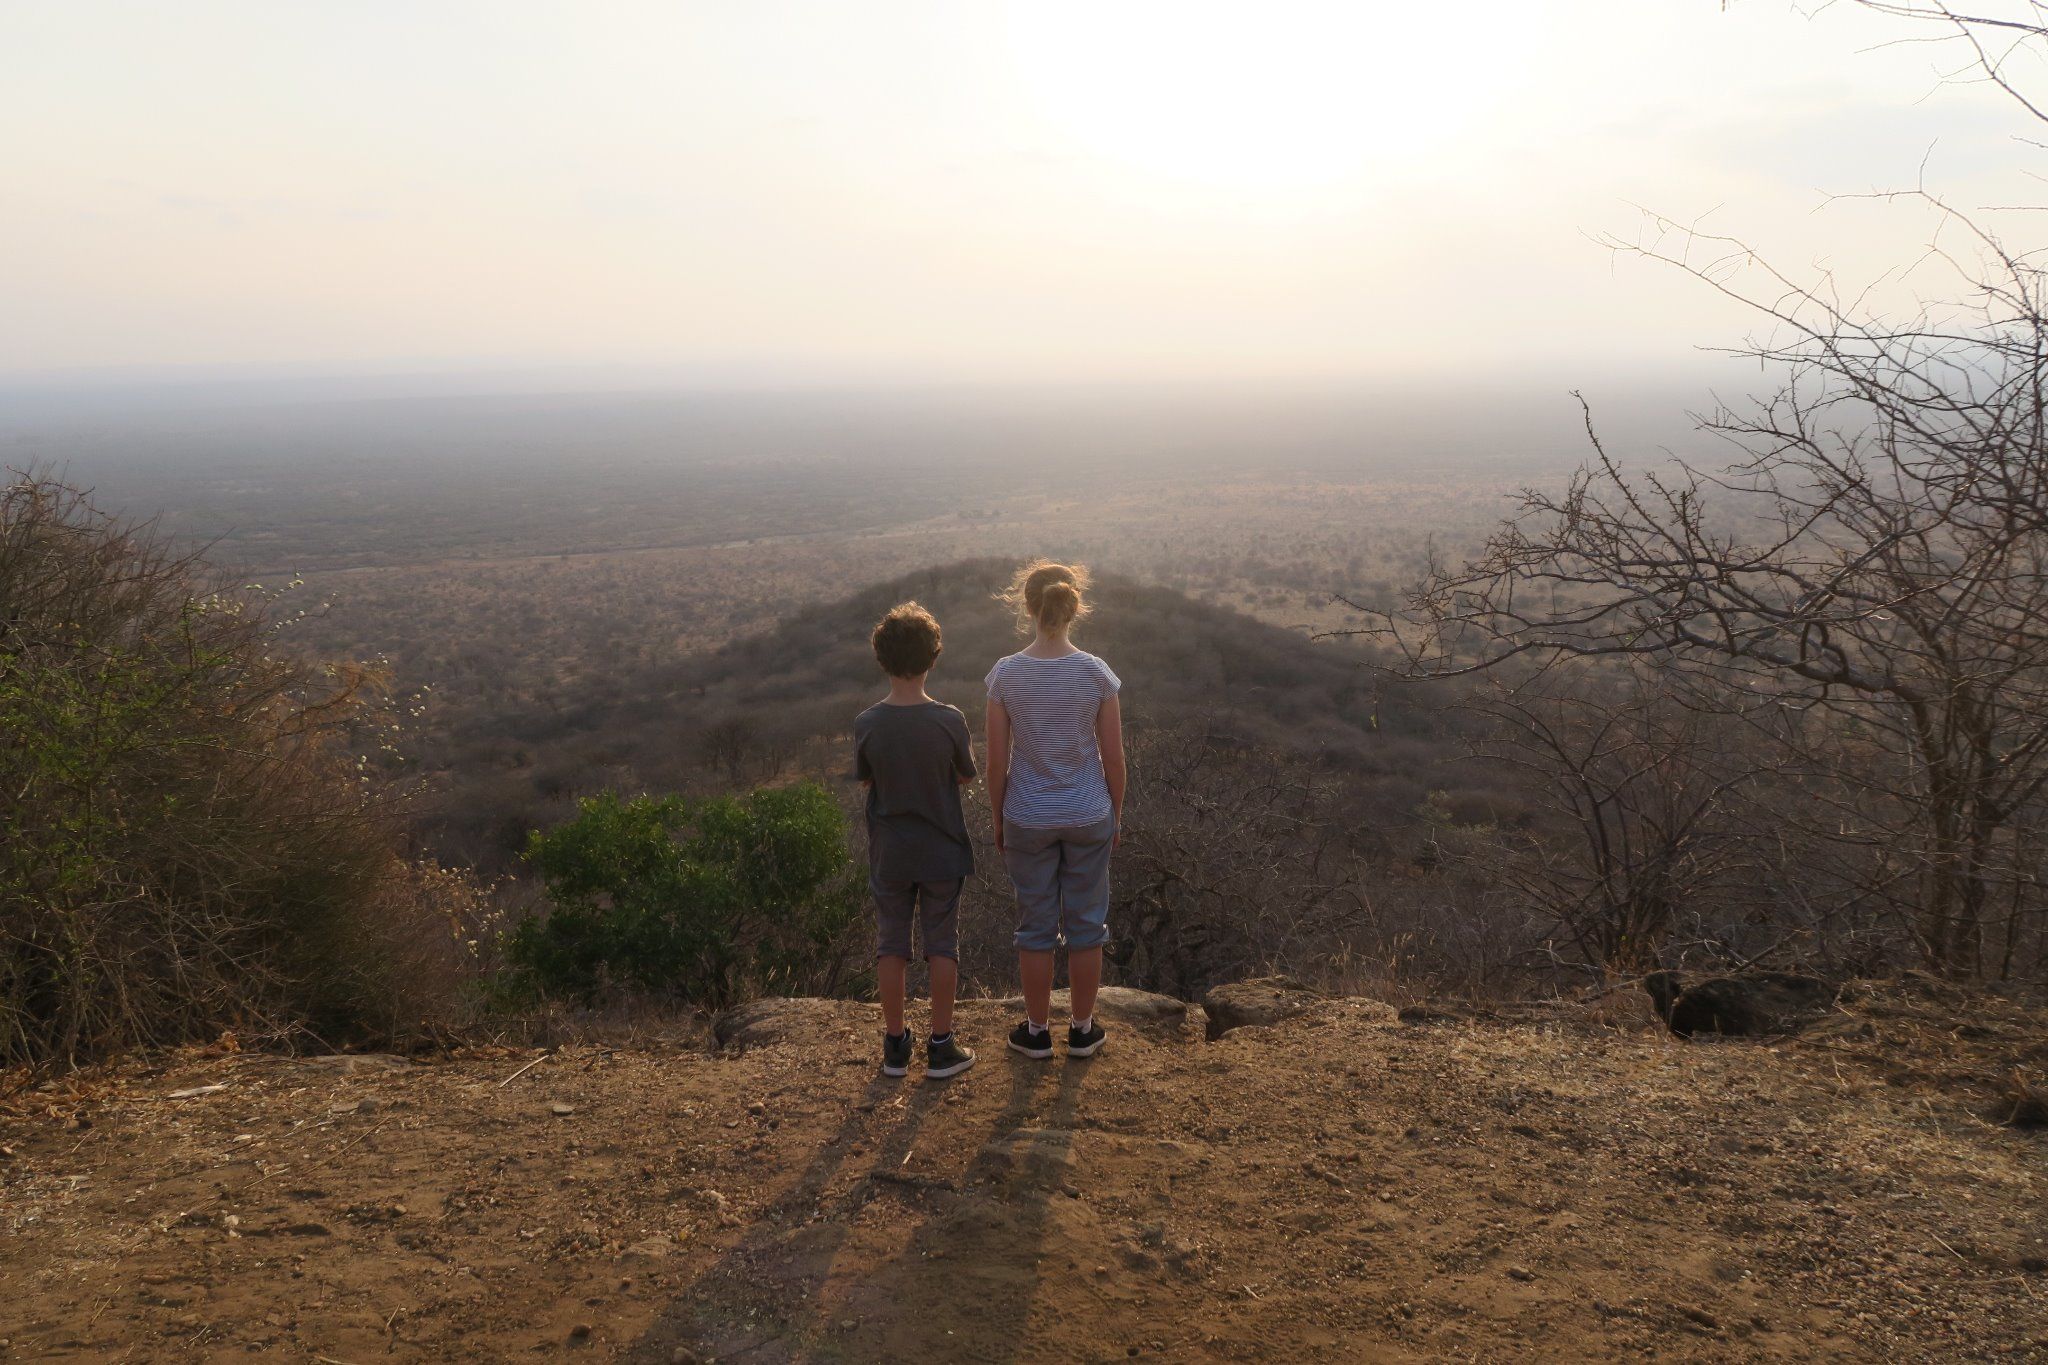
[1003,815,1115,951]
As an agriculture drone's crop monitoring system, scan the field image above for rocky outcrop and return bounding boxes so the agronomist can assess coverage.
[717,987,1203,1051]
[1201,977,1319,1041]
[989,986,1200,1041]
[1642,971,1841,1038]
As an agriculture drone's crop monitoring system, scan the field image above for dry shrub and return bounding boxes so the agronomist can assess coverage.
[299,858,514,1050]
[1997,1070,2048,1130]
[0,471,451,1065]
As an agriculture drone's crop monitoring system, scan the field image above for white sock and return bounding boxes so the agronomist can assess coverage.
[1027,1019,1049,1036]
[1072,1015,1092,1033]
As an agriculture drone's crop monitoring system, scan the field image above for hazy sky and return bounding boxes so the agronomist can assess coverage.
[1,2,2035,388]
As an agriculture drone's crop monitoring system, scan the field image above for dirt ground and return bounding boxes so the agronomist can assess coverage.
[3,981,2045,1364]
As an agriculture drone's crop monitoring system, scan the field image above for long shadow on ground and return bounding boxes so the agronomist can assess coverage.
[626,1054,1092,1363]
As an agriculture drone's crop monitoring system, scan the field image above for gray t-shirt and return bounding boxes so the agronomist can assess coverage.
[853,701,977,881]
[985,650,1120,829]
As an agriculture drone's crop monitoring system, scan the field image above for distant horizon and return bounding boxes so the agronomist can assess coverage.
[0,354,1742,419]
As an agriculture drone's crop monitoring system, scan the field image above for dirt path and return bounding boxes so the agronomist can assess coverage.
[2,987,2043,1362]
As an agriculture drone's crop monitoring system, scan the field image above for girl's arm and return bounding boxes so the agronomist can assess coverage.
[1095,693,1125,847]
[986,699,1011,853]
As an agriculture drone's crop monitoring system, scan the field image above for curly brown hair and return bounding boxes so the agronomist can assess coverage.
[871,600,943,677]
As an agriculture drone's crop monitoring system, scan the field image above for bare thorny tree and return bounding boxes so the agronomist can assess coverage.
[1343,1,2048,978]
[1445,666,1770,975]
[1108,723,1371,998]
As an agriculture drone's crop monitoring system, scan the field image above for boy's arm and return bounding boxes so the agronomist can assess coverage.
[985,700,1011,853]
[1095,693,1126,848]
[954,712,978,784]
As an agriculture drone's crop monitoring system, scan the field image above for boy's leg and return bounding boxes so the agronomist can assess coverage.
[878,955,909,1037]
[918,880,963,1038]
[872,874,917,1037]
[928,957,958,1037]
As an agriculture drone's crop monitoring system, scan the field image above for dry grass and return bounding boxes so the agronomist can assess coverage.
[3,979,2044,1361]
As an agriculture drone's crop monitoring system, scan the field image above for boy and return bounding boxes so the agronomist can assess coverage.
[854,601,978,1079]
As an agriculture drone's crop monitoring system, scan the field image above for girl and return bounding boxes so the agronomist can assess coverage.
[984,560,1126,1059]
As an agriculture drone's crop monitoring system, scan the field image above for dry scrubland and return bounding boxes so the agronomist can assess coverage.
[278,474,1514,902]
[287,476,1496,704]
[3,978,2044,1363]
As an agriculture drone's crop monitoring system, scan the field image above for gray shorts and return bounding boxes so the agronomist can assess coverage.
[1003,816,1115,952]
[871,875,962,961]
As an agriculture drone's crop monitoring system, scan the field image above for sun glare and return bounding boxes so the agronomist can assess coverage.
[1007,3,1521,198]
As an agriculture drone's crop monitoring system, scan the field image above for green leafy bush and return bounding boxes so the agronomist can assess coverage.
[510,782,863,1008]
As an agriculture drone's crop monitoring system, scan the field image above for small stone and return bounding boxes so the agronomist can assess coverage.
[838,1318,856,1331]
[620,1236,675,1262]
[1507,1266,1537,1282]
[569,1322,592,1340]
[746,1101,767,1116]
[550,1103,576,1117]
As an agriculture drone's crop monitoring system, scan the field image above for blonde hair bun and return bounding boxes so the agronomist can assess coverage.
[1001,559,1091,634]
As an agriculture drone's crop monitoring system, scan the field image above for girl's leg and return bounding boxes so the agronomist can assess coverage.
[1068,945,1102,1025]
[1055,818,1115,1025]
[1018,949,1056,1029]
[878,956,909,1036]
[1007,823,1061,1028]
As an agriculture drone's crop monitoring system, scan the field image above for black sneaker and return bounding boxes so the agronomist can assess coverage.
[1067,1020,1107,1057]
[882,1028,915,1077]
[1007,1021,1054,1059]
[926,1033,976,1079]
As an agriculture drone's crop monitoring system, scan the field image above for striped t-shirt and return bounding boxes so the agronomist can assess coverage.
[985,649,1121,829]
